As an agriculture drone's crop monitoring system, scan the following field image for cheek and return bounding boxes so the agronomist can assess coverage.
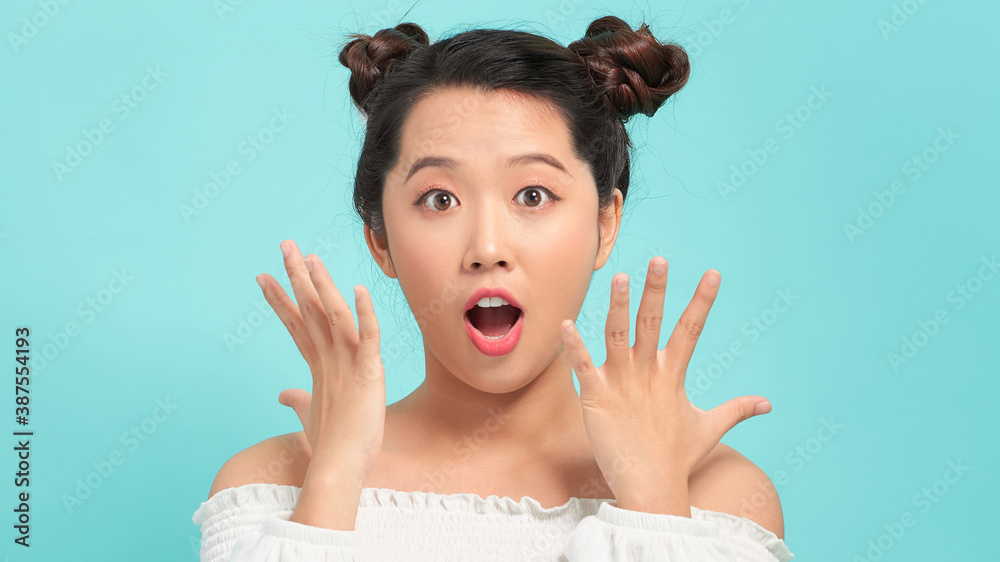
[385,206,458,272]
[386,218,464,320]
[523,216,598,329]
[527,208,598,265]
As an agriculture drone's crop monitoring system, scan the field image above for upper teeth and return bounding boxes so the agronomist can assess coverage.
[475,297,510,308]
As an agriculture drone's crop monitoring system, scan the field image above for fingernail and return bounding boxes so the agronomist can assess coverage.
[755,401,771,415]
[305,256,314,272]
[563,321,576,335]
[616,275,628,293]
[281,241,290,257]
[256,274,264,290]
[706,270,720,287]
[652,260,665,275]
[354,285,362,299]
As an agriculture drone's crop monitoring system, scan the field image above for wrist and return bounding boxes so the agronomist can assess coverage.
[289,463,367,530]
[615,486,691,517]
[307,451,371,488]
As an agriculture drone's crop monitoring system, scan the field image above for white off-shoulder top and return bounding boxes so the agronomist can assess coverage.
[192,483,794,561]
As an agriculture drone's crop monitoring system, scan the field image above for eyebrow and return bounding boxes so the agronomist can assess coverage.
[404,153,570,182]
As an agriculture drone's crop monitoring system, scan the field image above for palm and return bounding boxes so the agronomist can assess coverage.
[562,260,771,502]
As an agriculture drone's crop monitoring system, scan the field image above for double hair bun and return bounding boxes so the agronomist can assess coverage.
[338,16,689,121]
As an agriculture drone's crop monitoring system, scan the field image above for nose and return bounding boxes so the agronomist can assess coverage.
[463,201,512,273]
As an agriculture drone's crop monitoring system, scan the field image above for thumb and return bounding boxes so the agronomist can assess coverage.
[278,388,312,431]
[710,395,771,442]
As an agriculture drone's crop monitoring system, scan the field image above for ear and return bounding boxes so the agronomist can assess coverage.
[594,188,623,271]
[364,223,397,279]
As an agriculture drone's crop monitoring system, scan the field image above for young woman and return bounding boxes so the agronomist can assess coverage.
[193,16,793,561]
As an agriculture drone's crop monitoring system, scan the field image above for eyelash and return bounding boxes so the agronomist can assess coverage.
[413,185,561,211]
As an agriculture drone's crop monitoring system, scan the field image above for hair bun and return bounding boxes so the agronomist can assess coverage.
[568,16,690,121]
[339,22,429,115]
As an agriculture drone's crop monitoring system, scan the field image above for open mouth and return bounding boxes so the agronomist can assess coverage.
[462,290,525,356]
[465,304,522,339]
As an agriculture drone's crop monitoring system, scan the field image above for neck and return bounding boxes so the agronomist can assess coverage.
[395,341,587,470]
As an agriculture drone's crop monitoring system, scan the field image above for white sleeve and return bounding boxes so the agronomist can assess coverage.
[229,510,361,561]
[193,484,361,562]
[562,502,794,562]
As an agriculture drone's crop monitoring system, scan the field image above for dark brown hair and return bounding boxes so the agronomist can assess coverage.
[338,16,690,241]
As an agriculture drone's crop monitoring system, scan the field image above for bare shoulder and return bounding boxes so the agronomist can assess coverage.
[689,442,785,540]
[206,431,310,500]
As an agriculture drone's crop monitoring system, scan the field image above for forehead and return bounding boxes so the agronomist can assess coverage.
[397,87,573,159]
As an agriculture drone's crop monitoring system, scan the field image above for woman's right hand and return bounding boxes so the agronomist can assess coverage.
[255,239,386,486]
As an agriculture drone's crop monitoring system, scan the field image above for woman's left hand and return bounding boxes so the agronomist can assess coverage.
[560,257,772,515]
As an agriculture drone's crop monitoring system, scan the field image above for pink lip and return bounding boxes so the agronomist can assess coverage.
[463,286,524,356]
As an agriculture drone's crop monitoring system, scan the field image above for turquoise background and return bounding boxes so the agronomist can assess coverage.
[1,0,997,560]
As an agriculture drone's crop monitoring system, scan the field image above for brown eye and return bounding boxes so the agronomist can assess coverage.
[516,187,552,207]
[421,190,457,212]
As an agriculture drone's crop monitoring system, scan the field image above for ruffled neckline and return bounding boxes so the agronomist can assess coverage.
[192,483,792,560]
[193,482,614,523]
[363,484,612,515]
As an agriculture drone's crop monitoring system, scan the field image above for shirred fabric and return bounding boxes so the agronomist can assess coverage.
[192,483,794,561]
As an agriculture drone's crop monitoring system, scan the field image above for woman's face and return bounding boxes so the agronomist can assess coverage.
[366,86,621,394]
